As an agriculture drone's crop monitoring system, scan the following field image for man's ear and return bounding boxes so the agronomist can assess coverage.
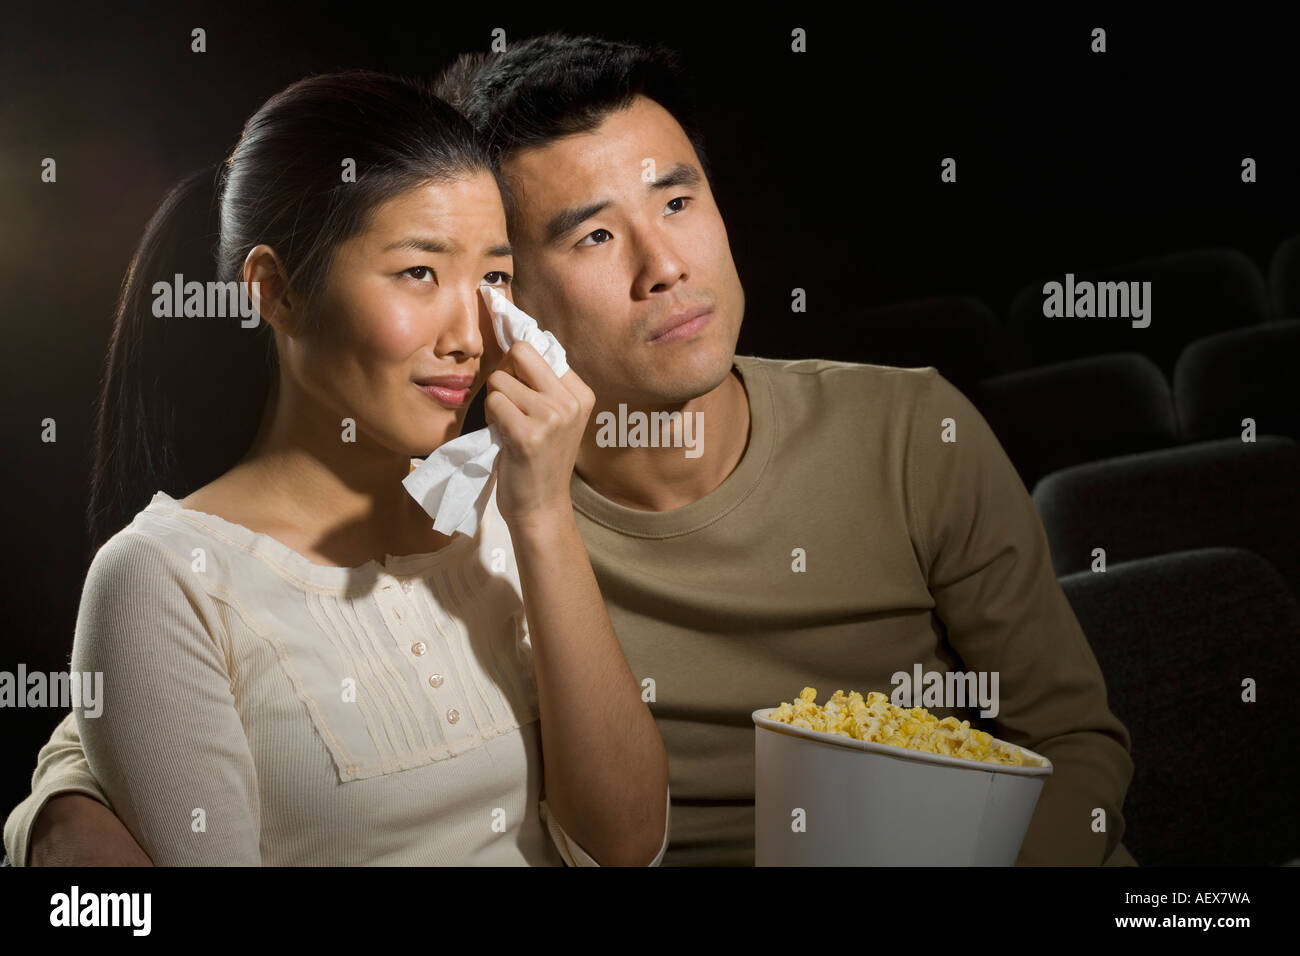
[242,244,299,335]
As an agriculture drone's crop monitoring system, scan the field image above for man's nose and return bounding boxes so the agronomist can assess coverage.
[633,226,688,297]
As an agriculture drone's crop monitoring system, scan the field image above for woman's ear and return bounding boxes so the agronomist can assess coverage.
[242,244,298,335]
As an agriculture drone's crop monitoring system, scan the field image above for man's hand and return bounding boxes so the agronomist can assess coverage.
[29,793,153,866]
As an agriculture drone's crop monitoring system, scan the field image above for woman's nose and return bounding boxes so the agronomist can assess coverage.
[439,286,486,356]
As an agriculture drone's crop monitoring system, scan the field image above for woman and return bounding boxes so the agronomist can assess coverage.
[64,69,669,865]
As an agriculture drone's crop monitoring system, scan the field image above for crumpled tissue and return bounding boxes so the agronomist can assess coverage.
[402,284,570,537]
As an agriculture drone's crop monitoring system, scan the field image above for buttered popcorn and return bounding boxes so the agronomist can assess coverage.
[767,687,1041,767]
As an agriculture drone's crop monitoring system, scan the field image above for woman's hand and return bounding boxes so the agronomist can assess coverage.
[485,341,669,865]
[482,334,669,866]
[483,340,595,531]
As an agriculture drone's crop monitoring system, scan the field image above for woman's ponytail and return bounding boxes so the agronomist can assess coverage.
[86,162,274,555]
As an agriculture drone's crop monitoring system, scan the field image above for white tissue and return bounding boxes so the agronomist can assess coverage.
[402,284,570,537]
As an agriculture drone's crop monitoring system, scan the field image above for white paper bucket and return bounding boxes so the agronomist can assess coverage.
[753,708,1053,865]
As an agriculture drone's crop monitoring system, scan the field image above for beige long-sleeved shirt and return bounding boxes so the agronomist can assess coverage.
[3,469,668,866]
[567,356,1136,866]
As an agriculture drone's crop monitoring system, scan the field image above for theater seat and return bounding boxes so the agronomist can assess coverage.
[1173,320,1300,444]
[1060,547,1300,865]
[972,353,1179,490]
[1031,436,1300,602]
[1006,248,1269,377]
[841,295,1009,394]
[1267,233,1300,319]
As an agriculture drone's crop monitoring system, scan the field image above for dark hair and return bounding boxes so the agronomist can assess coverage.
[433,33,711,233]
[88,70,495,554]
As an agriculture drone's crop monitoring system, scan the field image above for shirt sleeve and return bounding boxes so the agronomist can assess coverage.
[3,711,109,866]
[516,560,671,868]
[539,786,671,866]
[907,369,1135,866]
[70,532,262,865]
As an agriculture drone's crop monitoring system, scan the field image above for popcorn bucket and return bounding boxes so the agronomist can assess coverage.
[752,708,1053,865]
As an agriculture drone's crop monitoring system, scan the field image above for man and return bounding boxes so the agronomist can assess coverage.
[5,32,1135,866]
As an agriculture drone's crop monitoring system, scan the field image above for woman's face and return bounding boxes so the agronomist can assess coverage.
[285,171,513,456]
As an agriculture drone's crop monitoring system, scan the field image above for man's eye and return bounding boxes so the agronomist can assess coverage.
[482,271,513,286]
[402,266,435,282]
[665,196,691,214]
[577,228,612,247]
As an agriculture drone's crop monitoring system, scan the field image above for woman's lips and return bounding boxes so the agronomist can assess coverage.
[414,382,471,408]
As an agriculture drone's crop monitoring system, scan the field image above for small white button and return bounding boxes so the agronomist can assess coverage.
[401,581,413,594]
[411,641,427,657]
[428,674,444,688]
[446,707,460,724]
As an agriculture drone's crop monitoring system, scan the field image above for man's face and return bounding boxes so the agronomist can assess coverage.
[501,95,744,407]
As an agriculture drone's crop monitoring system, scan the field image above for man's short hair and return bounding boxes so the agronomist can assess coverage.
[434,32,712,232]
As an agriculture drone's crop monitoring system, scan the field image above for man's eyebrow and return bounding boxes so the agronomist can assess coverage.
[381,236,513,258]
[544,163,704,245]
[545,200,612,245]
[647,162,702,191]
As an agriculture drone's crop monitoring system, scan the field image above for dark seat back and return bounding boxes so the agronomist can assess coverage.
[1061,548,1300,865]
[1032,436,1300,602]
[973,353,1178,489]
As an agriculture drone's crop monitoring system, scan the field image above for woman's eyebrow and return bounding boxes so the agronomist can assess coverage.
[382,235,455,254]
[380,236,512,257]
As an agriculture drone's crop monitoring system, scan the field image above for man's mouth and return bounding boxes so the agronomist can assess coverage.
[649,305,713,344]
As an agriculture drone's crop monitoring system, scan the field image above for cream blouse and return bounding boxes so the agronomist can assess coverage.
[63,464,668,865]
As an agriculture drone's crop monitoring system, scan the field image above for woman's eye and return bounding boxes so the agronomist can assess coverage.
[577,228,612,248]
[483,271,513,286]
[665,196,691,215]
[402,266,435,282]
